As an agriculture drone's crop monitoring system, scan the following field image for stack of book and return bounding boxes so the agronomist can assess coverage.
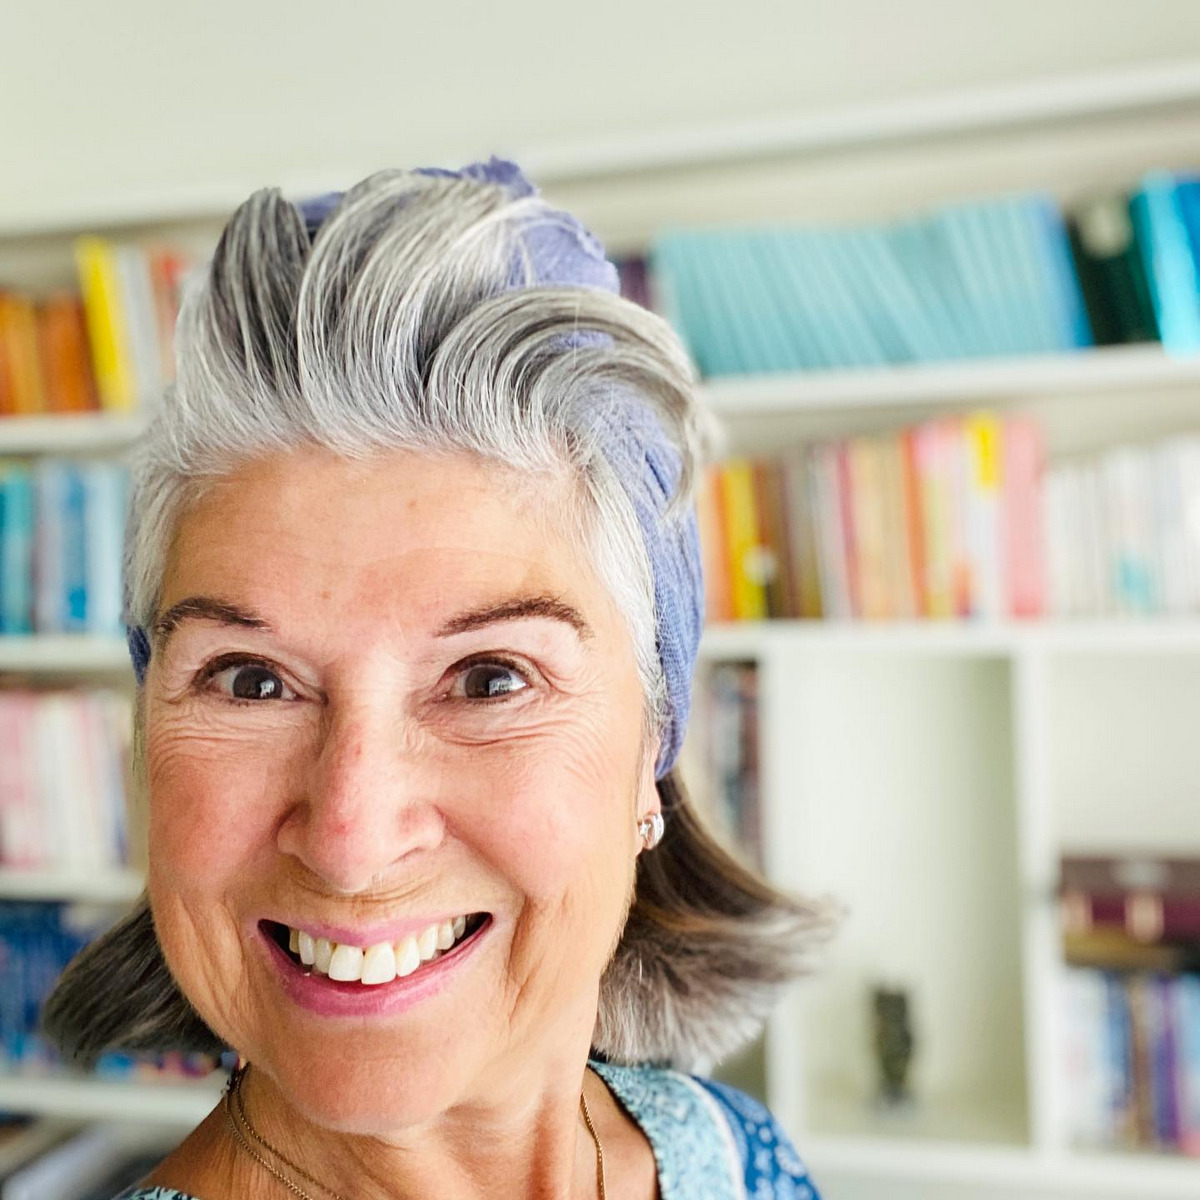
[1045,435,1200,617]
[698,413,1044,622]
[681,661,761,867]
[0,902,220,1082]
[0,689,131,873]
[0,458,129,636]
[0,238,190,417]
[645,169,1200,377]
[1059,855,1200,1155]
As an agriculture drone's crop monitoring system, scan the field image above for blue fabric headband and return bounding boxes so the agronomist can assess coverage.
[125,157,703,780]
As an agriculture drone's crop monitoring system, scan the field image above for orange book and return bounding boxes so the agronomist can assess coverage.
[717,457,768,621]
[37,293,100,413]
[696,464,732,624]
[751,457,793,619]
[880,434,918,620]
[0,294,14,416]
[0,292,47,415]
[900,429,928,617]
[912,419,955,619]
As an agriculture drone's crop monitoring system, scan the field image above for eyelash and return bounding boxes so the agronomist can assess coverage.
[192,652,534,706]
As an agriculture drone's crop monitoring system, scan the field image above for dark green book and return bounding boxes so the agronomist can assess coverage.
[1068,192,1160,345]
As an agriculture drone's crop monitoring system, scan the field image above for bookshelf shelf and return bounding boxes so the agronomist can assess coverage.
[698,344,1200,416]
[803,1136,1200,1199]
[698,619,1200,660]
[0,635,131,674]
[0,868,142,904]
[0,1073,223,1126]
[0,413,147,454]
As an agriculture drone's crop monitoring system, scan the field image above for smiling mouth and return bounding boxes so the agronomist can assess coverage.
[260,914,490,986]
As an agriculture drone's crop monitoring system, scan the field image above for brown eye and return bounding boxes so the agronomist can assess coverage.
[459,662,528,700]
[207,660,296,702]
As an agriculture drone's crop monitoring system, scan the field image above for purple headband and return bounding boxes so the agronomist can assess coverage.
[125,157,703,780]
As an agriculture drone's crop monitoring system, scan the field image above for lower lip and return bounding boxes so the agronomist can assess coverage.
[255,919,492,1019]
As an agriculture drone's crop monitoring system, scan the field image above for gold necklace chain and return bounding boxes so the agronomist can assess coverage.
[223,1062,606,1199]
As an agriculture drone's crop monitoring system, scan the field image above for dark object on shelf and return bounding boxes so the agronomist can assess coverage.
[872,984,915,1105]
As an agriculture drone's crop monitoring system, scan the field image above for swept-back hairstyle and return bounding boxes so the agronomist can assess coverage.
[44,166,837,1070]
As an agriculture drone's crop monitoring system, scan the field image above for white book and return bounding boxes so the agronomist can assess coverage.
[82,462,123,635]
[1061,967,1111,1148]
[115,245,164,409]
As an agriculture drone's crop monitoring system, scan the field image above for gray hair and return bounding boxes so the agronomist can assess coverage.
[44,169,838,1071]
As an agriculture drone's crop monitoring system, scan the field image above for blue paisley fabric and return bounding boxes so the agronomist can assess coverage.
[112,1062,819,1199]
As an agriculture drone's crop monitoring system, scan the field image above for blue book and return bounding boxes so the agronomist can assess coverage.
[1025,194,1094,350]
[845,223,944,362]
[61,461,89,631]
[888,216,970,359]
[1131,171,1200,354]
[767,230,837,369]
[1000,197,1063,354]
[1180,974,1200,1155]
[0,463,34,635]
[938,201,1008,356]
[1104,971,1135,1144]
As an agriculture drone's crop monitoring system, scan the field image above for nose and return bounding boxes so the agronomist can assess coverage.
[276,702,445,895]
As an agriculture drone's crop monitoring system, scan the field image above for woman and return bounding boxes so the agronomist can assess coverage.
[44,158,836,1199]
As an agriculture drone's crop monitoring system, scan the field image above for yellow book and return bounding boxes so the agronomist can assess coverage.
[964,413,1004,618]
[74,236,136,412]
[0,294,47,414]
[718,458,768,621]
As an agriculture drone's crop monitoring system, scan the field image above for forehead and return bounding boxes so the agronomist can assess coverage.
[160,445,595,622]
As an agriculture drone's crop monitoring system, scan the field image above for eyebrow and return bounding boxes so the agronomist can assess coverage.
[151,592,594,656]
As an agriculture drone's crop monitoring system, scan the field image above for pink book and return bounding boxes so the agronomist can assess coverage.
[1003,416,1047,619]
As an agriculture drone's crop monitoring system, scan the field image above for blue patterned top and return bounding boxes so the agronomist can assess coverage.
[113,1061,819,1199]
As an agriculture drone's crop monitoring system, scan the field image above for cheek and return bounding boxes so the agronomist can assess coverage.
[470,706,641,915]
[145,713,293,885]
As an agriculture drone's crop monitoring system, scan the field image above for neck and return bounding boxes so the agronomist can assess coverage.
[225,1046,603,1200]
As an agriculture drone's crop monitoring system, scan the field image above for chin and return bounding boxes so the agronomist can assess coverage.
[266,1049,479,1135]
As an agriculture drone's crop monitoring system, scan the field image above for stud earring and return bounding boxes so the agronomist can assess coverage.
[637,811,665,850]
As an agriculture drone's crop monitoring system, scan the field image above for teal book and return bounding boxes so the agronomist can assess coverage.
[715,231,779,373]
[887,216,969,359]
[987,196,1056,354]
[1005,196,1072,353]
[647,234,711,375]
[63,460,89,631]
[744,231,812,371]
[1131,171,1200,354]
[0,462,34,635]
[939,200,1011,356]
[1026,193,1094,350]
[767,229,836,369]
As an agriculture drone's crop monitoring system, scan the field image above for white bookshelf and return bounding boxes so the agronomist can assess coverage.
[0,413,146,454]
[0,634,131,674]
[1,58,1199,1200]
[699,344,1200,416]
[0,1073,222,1127]
[0,867,142,904]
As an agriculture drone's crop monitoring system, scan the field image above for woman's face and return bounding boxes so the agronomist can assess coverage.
[145,445,657,1133]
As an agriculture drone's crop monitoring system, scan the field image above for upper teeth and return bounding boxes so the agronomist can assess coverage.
[287,916,470,986]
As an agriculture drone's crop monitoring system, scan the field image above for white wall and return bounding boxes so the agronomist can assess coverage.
[3,0,1200,234]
